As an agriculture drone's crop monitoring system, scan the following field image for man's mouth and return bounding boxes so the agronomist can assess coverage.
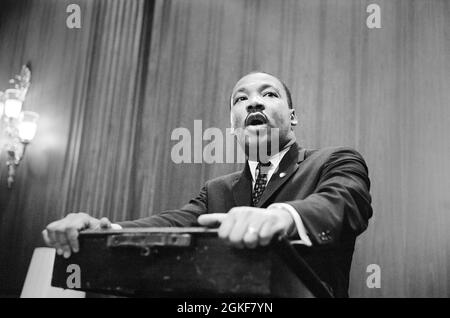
[245,112,268,127]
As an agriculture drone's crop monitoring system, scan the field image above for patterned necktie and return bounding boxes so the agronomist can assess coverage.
[252,162,271,206]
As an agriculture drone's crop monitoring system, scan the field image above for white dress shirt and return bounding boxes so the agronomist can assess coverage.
[248,147,312,246]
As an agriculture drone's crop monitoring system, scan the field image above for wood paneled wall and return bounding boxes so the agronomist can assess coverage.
[0,0,449,297]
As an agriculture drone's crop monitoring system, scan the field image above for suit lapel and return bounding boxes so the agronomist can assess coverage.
[231,163,253,206]
[256,143,306,207]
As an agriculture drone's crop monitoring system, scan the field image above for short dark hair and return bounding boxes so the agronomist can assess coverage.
[230,71,293,109]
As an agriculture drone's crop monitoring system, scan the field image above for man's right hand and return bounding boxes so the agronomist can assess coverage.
[42,213,112,259]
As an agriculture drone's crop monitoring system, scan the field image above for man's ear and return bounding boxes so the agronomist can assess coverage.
[290,109,298,126]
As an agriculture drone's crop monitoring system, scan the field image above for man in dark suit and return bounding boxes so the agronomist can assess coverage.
[43,71,372,297]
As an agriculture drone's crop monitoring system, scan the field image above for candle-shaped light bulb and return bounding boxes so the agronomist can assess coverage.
[4,89,23,118]
[18,111,39,142]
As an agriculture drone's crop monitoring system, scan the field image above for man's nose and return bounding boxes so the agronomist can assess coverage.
[246,97,265,113]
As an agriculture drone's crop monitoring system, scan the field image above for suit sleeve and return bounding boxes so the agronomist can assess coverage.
[117,184,208,228]
[285,148,372,245]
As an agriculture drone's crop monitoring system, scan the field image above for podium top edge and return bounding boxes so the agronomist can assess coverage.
[80,227,219,235]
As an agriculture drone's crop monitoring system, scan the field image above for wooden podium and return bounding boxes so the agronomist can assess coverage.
[51,228,332,297]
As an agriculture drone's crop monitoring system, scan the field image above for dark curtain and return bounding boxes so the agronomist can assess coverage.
[0,0,154,294]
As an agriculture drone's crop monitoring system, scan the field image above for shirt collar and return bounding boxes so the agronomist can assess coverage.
[248,146,291,182]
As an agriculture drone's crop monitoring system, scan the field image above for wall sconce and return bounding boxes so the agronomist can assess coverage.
[0,64,38,188]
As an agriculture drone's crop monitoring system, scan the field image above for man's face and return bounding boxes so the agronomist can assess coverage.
[230,72,297,158]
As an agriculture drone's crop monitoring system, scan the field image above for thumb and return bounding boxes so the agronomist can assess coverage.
[99,217,112,229]
[198,213,227,227]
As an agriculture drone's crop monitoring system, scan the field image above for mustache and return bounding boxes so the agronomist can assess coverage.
[244,112,269,126]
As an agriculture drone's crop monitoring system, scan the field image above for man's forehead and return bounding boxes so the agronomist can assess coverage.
[232,73,284,94]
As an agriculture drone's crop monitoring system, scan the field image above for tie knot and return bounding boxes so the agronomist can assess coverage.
[256,161,271,175]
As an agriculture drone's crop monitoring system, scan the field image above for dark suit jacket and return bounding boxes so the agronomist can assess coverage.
[119,143,372,297]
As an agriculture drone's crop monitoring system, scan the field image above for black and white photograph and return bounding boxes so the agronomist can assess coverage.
[0,0,449,301]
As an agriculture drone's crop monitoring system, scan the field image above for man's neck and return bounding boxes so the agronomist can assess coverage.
[249,137,296,161]
[280,137,296,153]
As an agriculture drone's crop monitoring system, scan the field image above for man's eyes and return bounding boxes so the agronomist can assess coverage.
[263,92,278,98]
[233,92,278,104]
[234,96,247,104]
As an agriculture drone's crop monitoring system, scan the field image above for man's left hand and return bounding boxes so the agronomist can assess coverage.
[197,207,294,249]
